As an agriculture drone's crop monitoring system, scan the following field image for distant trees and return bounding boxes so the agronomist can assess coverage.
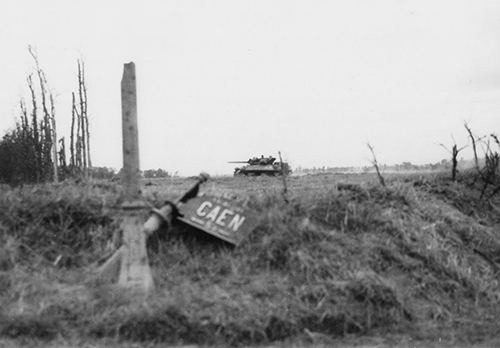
[90,166,116,180]
[0,49,91,184]
[106,168,171,181]
[294,161,456,175]
[142,168,171,179]
[0,47,57,184]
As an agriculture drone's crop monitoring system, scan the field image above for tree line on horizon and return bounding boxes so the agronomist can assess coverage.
[294,158,465,175]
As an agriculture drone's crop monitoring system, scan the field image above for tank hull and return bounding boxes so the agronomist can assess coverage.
[233,163,291,176]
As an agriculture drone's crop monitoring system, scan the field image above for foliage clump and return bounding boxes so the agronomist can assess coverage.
[0,49,91,185]
[0,182,117,267]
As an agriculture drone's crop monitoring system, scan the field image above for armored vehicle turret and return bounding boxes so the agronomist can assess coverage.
[228,155,291,176]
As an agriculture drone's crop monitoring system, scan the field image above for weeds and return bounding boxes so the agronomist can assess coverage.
[0,182,117,266]
[1,175,499,345]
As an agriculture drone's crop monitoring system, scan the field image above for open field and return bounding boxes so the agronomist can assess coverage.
[0,172,499,347]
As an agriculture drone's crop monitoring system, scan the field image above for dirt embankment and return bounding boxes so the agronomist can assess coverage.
[0,174,499,346]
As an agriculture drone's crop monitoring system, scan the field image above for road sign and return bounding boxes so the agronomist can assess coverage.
[177,194,257,245]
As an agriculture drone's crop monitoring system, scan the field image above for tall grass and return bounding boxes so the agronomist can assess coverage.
[0,174,499,345]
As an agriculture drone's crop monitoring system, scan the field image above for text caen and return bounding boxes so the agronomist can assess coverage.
[196,201,246,232]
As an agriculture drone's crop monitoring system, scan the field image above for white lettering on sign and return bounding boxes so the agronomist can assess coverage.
[196,201,212,216]
[228,214,246,231]
[205,206,220,222]
[195,201,246,232]
[215,209,233,226]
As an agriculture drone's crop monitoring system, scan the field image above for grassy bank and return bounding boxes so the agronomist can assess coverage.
[0,173,499,346]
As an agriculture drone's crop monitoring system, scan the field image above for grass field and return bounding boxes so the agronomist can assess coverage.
[0,171,499,347]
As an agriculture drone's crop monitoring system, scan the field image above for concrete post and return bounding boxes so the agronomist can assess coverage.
[121,62,141,200]
[118,62,153,293]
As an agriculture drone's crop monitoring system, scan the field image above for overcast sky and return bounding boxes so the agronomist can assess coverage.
[1,0,499,175]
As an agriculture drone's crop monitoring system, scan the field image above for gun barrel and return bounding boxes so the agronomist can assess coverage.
[228,161,249,164]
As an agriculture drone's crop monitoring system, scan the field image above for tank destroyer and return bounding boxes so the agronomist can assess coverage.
[228,155,291,176]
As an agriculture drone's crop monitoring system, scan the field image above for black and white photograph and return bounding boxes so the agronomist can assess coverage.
[0,1,499,347]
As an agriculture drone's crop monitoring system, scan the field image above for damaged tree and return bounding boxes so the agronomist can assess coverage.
[464,123,500,199]
[0,48,93,184]
[439,135,466,181]
[29,46,58,183]
[367,142,386,187]
[69,59,91,177]
[489,134,500,198]
[0,48,57,184]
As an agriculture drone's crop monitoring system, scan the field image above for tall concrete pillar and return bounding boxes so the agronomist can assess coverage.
[121,62,141,200]
[119,62,153,292]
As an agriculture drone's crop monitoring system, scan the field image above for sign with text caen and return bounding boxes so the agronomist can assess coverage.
[177,195,257,245]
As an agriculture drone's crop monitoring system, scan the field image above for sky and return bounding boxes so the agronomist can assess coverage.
[1,0,499,176]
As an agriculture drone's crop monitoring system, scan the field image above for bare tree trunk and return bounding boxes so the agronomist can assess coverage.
[367,142,386,187]
[58,137,67,171]
[75,97,82,170]
[451,145,458,181]
[30,45,58,182]
[78,60,87,177]
[20,99,29,134]
[439,139,466,182]
[465,123,481,178]
[27,74,41,182]
[80,60,91,170]
[70,92,76,169]
[50,93,58,182]
[464,123,500,199]
[465,123,482,188]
